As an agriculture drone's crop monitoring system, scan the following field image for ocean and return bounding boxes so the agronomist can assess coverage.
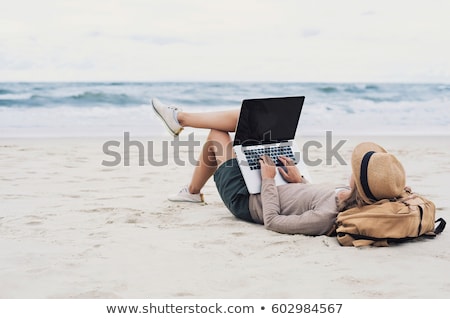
[0,82,449,137]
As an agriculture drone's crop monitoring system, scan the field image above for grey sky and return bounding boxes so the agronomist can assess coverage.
[1,0,449,82]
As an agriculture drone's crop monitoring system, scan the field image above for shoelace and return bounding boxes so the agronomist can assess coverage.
[167,105,179,111]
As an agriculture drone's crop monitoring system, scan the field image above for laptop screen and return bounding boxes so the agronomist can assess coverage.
[233,96,305,146]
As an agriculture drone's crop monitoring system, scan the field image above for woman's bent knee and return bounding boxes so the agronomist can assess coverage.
[206,130,234,165]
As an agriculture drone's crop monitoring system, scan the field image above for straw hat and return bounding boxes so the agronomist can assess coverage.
[351,142,406,203]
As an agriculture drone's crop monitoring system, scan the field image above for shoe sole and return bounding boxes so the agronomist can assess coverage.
[152,103,183,136]
[168,193,204,203]
[168,198,203,203]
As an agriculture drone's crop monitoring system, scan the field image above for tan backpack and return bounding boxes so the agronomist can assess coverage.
[335,190,446,247]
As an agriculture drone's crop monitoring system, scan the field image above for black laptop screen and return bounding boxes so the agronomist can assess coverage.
[233,96,305,146]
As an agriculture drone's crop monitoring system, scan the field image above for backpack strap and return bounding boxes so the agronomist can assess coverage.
[423,218,447,238]
[434,218,446,234]
[337,232,391,247]
[354,239,389,247]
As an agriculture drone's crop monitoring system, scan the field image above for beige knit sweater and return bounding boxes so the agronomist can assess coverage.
[249,179,338,235]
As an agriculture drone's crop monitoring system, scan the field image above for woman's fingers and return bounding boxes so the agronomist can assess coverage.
[260,154,275,166]
[278,166,289,177]
[278,155,294,166]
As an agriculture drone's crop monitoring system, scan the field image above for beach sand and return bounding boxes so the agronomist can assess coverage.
[0,134,449,299]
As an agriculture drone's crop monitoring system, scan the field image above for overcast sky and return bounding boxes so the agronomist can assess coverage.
[1,0,449,82]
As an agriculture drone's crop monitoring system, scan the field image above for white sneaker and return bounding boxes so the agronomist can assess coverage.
[168,185,204,203]
[151,98,183,136]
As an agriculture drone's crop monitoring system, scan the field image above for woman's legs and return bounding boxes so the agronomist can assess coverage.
[177,109,240,132]
[174,108,239,194]
[152,98,239,200]
[188,129,235,194]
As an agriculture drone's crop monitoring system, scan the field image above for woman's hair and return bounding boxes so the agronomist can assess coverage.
[337,187,367,212]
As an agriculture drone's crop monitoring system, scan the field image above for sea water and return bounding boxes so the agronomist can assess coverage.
[0,82,448,137]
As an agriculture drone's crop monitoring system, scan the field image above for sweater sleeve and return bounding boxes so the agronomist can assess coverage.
[261,179,335,235]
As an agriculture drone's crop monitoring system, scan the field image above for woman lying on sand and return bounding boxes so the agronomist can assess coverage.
[151,98,406,236]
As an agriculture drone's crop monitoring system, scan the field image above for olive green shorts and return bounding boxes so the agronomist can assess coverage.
[213,158,254,223]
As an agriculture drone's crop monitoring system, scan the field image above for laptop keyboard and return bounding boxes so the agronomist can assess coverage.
[243,145,297,170]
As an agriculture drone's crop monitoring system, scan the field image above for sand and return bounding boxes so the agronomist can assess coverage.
[0,134,449,299]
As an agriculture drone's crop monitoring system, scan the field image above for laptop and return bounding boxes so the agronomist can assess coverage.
[232,96,311,194]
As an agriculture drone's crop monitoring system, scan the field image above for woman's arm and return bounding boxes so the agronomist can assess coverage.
[259,156,333,235]
[260,179,335,235]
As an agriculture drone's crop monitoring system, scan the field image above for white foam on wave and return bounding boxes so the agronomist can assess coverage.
[1,81,449,137]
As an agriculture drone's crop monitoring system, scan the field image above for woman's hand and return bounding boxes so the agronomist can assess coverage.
[259,155,276,179]
[278,155,303,183]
